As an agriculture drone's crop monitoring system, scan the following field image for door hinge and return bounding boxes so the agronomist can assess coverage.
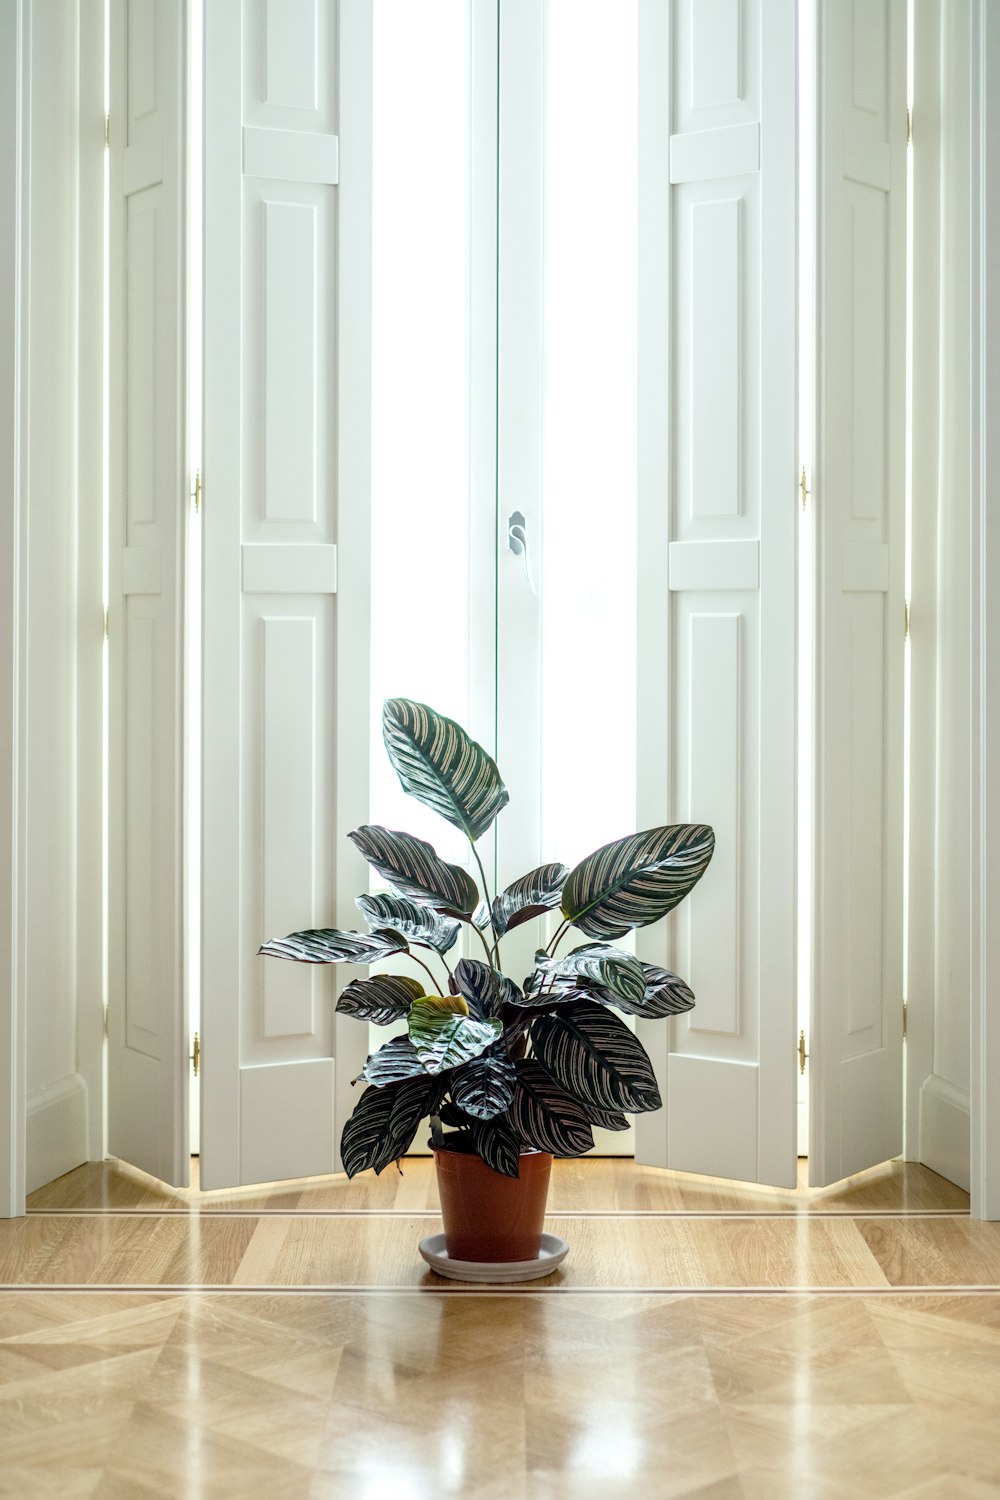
[103,607,109,641]
[906,106,912,146]
[904,600,911,640]
[191,1031,200,1077]
[798,1029,808,1075]
[104,113,110,149]
[800,465,812,512]
[103,1006,109,1039]
[903,1002,908,1039]
[191,469,201,515]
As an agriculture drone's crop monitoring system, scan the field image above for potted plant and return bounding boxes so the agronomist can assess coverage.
[261,698,714,1270]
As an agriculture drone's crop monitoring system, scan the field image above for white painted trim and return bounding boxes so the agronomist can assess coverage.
[919,1073,971,1194]
[333,0,374,1166]
[25,1073,89,1196]
[970,0,1000,1221]
[76,0,107,1165]
[0,0,29,1220]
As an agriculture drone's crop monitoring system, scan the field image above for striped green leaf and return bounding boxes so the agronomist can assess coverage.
[561,824,715,940]
[509,1059,595,1157]
[469,1113,525,1178]
[382,698,509,842]
[356,892,460,956]
[259,927,407,965]
[453,957,523,1020]
[492,863,568,937]
[530,943,646,1006]
[336,973,425,1025]
[530,999,662,1113]
[407,1000,502,1075]
[580,1102,631,1132]
[627,963,696,1019]
[358,1035,429,1086]
[348,825,479,915]
[450,1048,517,1121]
[341,1076,440,1178]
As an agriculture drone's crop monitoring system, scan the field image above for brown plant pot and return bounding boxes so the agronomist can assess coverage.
[433,1146,553,1263]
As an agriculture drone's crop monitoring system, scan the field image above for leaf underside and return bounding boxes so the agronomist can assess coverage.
[382,697,509,842]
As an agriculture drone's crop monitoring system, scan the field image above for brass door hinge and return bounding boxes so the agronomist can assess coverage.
[103,607,109,641]
[904,600,911,639]
[798,1029,808,1075]
[903,1002,908,1039]
[103,1006,109,1039]
[800,466,812,512]
[191,1031,200,1077]
[191,469,201,514]
[104,113,110,149]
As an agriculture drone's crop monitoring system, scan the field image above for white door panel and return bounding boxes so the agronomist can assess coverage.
[811,0,906,1186]
[202,0,371,1189]
[107,0,188,1187]
[635,0,798,1187]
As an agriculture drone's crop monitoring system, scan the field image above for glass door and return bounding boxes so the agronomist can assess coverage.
[369,0,640,1155]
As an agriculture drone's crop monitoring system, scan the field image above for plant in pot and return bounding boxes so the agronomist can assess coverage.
[260,698,714,1274]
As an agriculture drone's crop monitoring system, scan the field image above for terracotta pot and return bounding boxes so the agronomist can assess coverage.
[433,1146,553,1262]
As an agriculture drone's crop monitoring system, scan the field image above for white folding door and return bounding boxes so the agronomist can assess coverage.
[811,0,907,1185]
[107,0,189,1186]
[199,0,372,1188]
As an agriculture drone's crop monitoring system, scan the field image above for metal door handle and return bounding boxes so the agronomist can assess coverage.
[507,510,537,596]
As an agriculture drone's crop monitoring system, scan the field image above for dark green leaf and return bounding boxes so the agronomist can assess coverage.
[259,927,407,965]
[470,1113,525,1177]
[382,698,509,842]
[356,892,460,956]
[509,1059,595,1157]
[450,1048,517,1121]
[408,1001,501,1074]
[492,863,568,937]
[358,1036,429,1086]
[336,973,425,1025]
[531,943,646,1005]
[561,824,715,940]
[580,1103,631,1131]
[453,957,523,1020]
[530,999,662,1113]
[620,963,696,1019]
[340,1075,439,1178]
[348,825,479,915]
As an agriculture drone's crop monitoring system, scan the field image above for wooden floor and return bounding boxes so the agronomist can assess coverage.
[3,1156,998,1497]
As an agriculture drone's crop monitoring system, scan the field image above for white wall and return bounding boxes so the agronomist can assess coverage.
[21,1,104,1194]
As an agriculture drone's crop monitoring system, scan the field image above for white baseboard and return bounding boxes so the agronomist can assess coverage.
[26,1072,89,1195]
[919,1072,971,1192]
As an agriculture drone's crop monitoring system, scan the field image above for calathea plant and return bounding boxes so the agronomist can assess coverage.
[260,699,715,1179]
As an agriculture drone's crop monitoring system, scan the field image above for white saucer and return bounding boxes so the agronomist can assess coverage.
[418,1232,569,1283]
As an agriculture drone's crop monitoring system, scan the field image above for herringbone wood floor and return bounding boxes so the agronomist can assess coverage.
[2,1157,998,1498]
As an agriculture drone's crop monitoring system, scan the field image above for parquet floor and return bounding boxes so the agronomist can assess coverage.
[2,1157,998,1497]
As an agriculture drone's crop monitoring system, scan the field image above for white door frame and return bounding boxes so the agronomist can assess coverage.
[0,0,29,1221]
[969,0,1000,1223]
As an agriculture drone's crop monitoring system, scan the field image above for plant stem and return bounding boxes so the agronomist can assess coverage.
[469,841,503,1003]
[409,952,449,995]
[546,919,570,956]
